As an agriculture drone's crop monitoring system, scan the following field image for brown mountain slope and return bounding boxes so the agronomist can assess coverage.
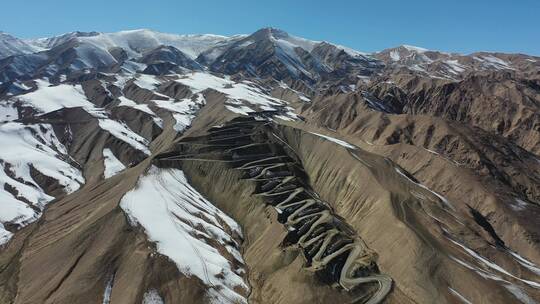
[365,71,540,155]
[0,28,539,304]
[301,92,540,263]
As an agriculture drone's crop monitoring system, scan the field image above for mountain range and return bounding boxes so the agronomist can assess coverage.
[0,27,539,304]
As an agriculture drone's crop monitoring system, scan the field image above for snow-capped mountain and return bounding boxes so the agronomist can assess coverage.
[0,32,43,59]
[0,27,539,304]
[26,29,240,59]
[205,28,382,87]
[375,44,540,79]
[28,31,101,49]
[1,27,537,86]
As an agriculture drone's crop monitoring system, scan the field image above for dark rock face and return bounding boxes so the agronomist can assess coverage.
[365,72,540,154]
[139,45,203,74]
[310,42,383,78]
[205,28,384,88]
[208,30,314,83]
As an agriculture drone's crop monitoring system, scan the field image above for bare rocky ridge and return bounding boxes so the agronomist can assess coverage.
[0,27,539,304]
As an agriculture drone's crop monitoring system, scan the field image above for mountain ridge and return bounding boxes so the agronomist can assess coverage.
[7,27,536,58]
[0,26,539,304]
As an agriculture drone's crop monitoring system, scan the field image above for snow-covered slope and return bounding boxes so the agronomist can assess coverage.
[205,27,382,84]
[0,64,303,247]
[16,79,95,112]
[373,45,534,79]
[1,28,535,86]
[102,148,126,178]
[29,29,240,60]
[120,167,248,304]
[27,31,100,49]
[12,78,152,154]
[0,29,243,82]
[243,27,368,58]
[0,32,43,59]
[0,121,83,244]
[175,71,297,119]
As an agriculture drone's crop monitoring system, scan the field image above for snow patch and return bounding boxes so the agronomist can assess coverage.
[0,102,19,121]
[69,29,235,60]
[276,81,311,102]
[450,255,537,304]
[225,105,254,116]
[447,237,540,289]
[153,94,205,132]
[402,45,429,53]
[16,79,95,113]
[117,96,163,128]
[310,132,356,149]
[333,43,369,57]
[511,198,528,211]
[142,289,164,304]
[120,167,248,304]
[97,119,150,155]
[175,72,297,119]
[103,148,126,178]
[394,167,454,209]
[482,55,512,69]
[121,61,147,74]
[133,74,162,90]
[390,50,400,61]
[0,122,83,245]
[508,250,540,276]
[448,287,472,304]
[102,274,114,304]
[445,60,466,74]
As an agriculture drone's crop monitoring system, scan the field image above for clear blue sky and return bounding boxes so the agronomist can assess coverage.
[2,0,539,55]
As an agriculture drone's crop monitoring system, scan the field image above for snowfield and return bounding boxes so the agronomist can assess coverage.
[0,102,19,121]
[176,72,298,119]
[14,79,152,154]
[102,148,126,178]
[120,167,248,304]
[29,29,240,61]
[0,122,84,245]
[97,118,151,155]
[17,79,95,112]
[133,73,162,90]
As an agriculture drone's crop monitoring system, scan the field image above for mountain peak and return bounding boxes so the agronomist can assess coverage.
[0,31,43,59]
[116,28,157,35]
[250,27,289,40]
[0,31,17,39]
[400,44,430,53]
